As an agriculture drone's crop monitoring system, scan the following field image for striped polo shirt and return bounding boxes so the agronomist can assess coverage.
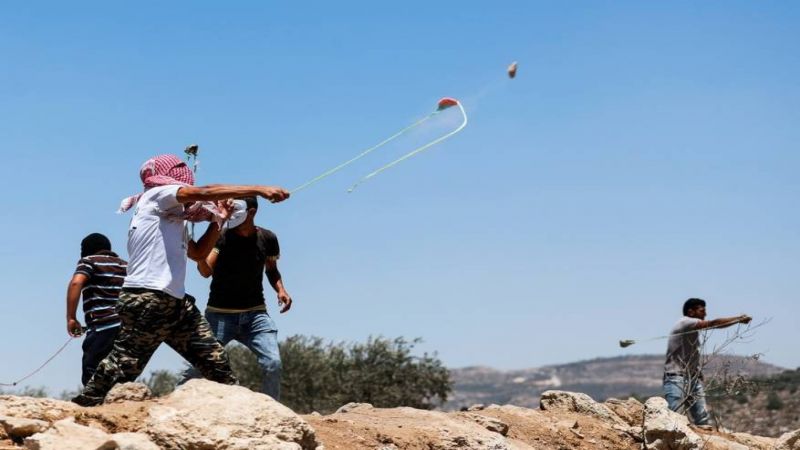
[74,250,127,331]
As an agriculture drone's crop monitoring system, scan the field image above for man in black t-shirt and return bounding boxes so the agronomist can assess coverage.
[192,196,292,400]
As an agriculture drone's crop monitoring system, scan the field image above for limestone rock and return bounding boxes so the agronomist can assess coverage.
[642,397,702,450]
[23,418,109,450]
[107,432,164,450]
[604,397,644,426]
[705,435,749,450]
[0,384,785,450]
[539,390,625,425]
[22,418,158,450]
[105,382,152,404]
[144,379,319,450]
[777,429,800,450]
[729,432,779,450]
[335,402,373,414]
[0,416,49,440]
[459,412,509,436]
[0,395,79,423]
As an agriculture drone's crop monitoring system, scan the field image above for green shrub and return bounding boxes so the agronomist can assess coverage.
[277,335,451,414]
[766,390,784,411]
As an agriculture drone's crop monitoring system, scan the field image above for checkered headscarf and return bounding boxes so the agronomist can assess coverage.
[118,154,220,223]
[140,154,195,188]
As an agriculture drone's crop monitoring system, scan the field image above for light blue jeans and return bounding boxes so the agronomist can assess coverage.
[663,374,710,425]
[183,310,281,400]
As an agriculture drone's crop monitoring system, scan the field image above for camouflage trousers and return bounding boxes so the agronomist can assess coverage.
[79,289,237,402]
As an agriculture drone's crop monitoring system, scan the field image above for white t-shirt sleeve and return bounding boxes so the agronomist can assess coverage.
[677,317,701,332]
[152,185,182,210]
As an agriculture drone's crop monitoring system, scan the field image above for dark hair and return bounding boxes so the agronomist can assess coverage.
[683,298,706,316]
[81,233,111,257]
[242,196,258,211]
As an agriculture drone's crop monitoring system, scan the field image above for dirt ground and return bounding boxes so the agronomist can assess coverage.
[304,404,641,450]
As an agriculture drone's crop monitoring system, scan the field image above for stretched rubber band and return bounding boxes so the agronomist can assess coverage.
[348,101,468,193]
[291,113,438,194]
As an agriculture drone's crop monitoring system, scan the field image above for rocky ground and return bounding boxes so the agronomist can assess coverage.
[1,379,798,450]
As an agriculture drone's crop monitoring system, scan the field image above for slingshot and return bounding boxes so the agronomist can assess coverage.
[291,97,468,194]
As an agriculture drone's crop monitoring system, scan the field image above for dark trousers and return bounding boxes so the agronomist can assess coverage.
[80,289,237,402]
[81,326,120,385]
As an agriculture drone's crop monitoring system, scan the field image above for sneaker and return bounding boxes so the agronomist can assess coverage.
[71,393,104,407]
[696,424,713,432]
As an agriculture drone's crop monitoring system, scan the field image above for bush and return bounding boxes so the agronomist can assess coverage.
[277,335,452,414]
[226,343,264,392]
[766,390,784,411]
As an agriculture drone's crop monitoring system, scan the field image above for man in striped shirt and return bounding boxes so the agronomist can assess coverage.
[66,233,128,385]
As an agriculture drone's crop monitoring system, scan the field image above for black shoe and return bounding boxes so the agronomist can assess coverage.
[71,393,104,407]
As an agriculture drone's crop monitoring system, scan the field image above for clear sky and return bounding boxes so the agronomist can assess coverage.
[1,2,797,395]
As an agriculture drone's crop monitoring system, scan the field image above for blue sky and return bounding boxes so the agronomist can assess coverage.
[1,2,797,394]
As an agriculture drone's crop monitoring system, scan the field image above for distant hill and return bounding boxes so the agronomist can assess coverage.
[445,354,785,411]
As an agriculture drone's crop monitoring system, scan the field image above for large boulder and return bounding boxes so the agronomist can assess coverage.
[539,390,626,426]
[642,397,702,450]
[143,379,319,450]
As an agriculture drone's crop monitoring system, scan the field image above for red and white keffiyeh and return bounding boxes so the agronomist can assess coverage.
[118,154,221,223]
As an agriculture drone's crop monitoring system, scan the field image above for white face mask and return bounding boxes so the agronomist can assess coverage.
[226,200,248,229]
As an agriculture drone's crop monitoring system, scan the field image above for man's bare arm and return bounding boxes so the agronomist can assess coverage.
[176,185,289,204]
[66,273,88,336]
[187,224,223,262]
[695,315,752,331]
[266,259,292,313]
[197,248,219,278]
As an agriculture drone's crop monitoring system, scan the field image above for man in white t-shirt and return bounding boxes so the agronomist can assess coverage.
[663,298,751,428]
[72,154,289,407]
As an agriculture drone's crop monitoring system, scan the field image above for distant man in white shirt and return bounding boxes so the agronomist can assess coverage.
[72,154,289,406]
[663,298,752,428]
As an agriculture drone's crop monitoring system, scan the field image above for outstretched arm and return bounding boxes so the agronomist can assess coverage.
[177,185,290,204]
[266,259,292,313]
[695,314,752,331]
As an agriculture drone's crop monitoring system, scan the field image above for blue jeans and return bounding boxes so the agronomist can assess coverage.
[183,310,281,400]
[663,374,710,425]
